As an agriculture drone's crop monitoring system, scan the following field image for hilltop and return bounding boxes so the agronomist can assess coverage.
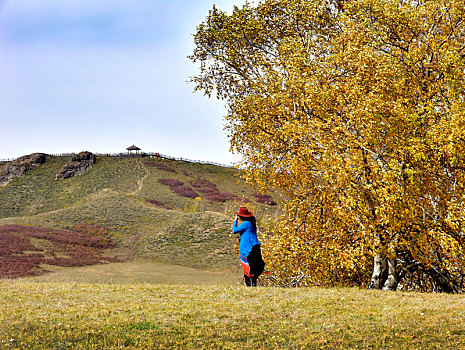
[0,153,279,282]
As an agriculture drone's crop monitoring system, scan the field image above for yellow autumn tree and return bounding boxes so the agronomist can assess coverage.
[190,0,465,292]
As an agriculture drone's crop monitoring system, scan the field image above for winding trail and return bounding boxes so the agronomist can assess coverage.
[131,159,150,196]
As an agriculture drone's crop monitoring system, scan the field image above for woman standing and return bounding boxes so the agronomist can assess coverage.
[232,207,265,287]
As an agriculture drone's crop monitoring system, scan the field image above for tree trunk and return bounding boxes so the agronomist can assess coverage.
[368,254,398,290]
[382,258,398,291]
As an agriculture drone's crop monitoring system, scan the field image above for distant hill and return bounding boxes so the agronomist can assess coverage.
[0,154,279,279]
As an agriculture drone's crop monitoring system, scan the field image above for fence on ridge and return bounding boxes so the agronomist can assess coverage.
[0,152,235,169]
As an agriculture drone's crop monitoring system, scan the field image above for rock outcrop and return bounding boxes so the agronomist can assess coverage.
[55,151,96,180]
[0,153,47,186]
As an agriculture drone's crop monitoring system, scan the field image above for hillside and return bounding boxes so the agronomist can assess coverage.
[0,154,279,280]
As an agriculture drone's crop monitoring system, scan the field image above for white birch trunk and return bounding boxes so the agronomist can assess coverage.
[382,258,398,291]
[368,254,398,290]
[368,254,387,289]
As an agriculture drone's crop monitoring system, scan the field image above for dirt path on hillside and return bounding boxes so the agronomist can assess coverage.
[131,159,150,196]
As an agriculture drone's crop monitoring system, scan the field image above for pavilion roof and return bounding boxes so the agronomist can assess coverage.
[126,145,141,151]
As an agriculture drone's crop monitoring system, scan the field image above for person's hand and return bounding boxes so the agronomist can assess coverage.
[234,215,238,221]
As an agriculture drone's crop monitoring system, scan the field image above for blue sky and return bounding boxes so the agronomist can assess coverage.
[0,0,251,164]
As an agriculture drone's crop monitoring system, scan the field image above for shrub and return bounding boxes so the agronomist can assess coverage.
[154,163,176,173]
[158,178,199,199]
[235,196,250,203]
[206,193,227,202]
[0,225,119,278]
[254,193,277,206]
[190,178,217,189]
[157,178,183,188]
[145,199,173,210]
[218,192,235,201]
[172,185,198,199]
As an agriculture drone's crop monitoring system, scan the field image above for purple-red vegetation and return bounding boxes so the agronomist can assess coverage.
[158,177,245,203]
[0,232,39,255]
[157,178,183,188]
[205,191,240,203]
[145,198,173,210]
[0,225,119,278]
[189,178,248,203]
[254,193,277,205]
[172,185,199,199]
[190,178,217,189]
[157,178,198,199]
[154,163,176,173]
[236,196,251,203]
[218,192,236,201]
[205,193,228,203]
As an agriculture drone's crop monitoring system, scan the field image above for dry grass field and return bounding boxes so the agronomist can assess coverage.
[1,281,465,349]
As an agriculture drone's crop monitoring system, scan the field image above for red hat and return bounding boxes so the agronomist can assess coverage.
[235,207,253,217]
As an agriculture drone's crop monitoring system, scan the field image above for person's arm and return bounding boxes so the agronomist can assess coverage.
[232,220,250,235]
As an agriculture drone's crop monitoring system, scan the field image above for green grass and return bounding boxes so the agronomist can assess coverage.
[1,281,464,349]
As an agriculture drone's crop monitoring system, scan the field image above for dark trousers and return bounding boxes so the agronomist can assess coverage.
[244,244,265,287]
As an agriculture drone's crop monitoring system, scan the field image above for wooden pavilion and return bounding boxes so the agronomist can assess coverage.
[126,145,141,154]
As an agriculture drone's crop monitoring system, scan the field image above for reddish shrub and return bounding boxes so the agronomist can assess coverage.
[190,178,217,189]
[172,185,198,199]
[206,193,227,202]
[218,192,236,201]
[0,225,120,278]
[157,178,183,188]
[157,179,199,199]
[0,232,38,255]
[204,189,247,203]
[235,196,251,203]
[154,163,176,173]
[145,199,173,210]
[254,193,277,206]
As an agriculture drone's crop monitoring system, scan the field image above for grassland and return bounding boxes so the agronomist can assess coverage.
[1,281,465,349]
[3,154,464,349]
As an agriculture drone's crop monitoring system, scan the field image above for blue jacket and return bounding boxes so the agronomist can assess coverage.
[232,220,260,259]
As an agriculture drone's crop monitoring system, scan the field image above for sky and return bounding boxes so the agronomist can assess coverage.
[0,0,255,165]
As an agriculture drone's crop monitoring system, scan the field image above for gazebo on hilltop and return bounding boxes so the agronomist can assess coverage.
[126,145,141,154]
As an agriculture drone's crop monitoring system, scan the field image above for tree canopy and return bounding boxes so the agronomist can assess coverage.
[190,0,465,292]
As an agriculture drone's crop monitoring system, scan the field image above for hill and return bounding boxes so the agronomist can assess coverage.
[0,154,279,281]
